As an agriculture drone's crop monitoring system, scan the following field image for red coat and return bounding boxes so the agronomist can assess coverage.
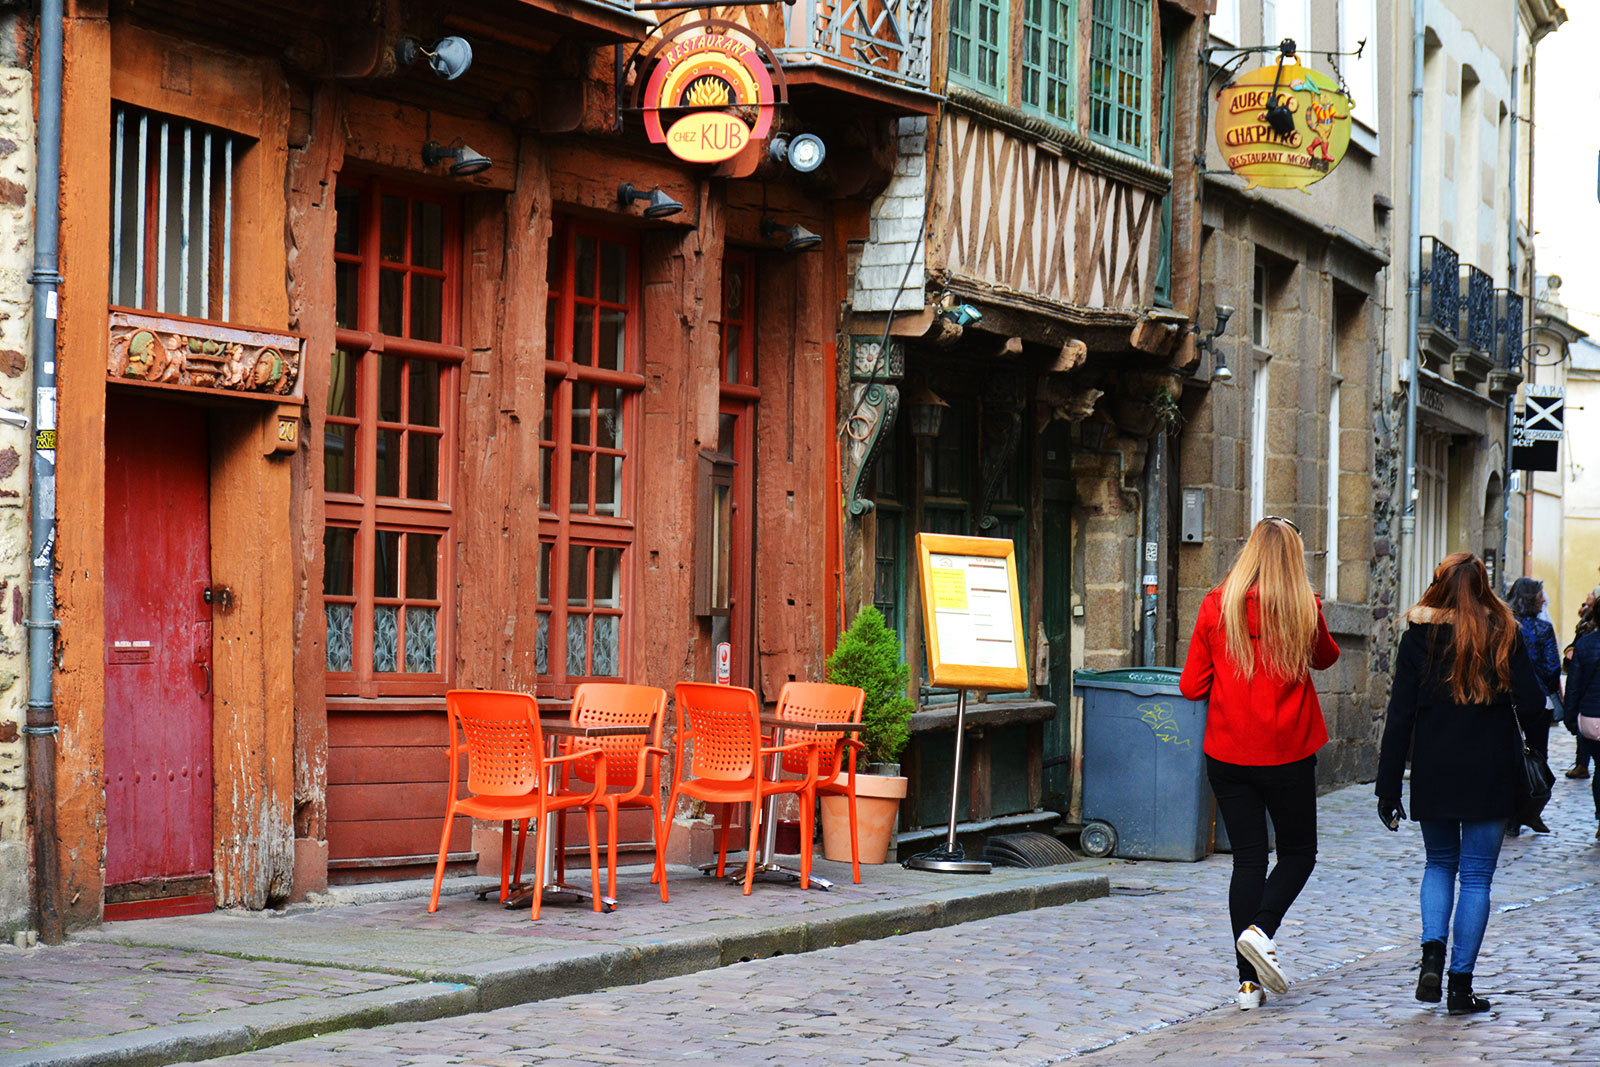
[1179,586,1340,766]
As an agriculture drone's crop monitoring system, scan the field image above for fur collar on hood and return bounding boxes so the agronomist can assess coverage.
[1406,605,1451,625]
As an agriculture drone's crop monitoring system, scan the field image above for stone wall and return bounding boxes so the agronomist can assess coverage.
[850,117,926,314]
[0,57,33,938]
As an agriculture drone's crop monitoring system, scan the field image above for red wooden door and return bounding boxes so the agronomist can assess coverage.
[104,394,215,916]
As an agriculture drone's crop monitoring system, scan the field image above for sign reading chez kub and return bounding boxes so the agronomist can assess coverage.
[1215,58,1353,191]
[642,22,779,165]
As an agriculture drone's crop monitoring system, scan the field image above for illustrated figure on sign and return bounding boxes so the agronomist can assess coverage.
[1292,74,1346,165]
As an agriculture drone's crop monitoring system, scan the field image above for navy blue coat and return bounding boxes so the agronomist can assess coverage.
[1516,614,1561,699]
[1562,631,1600,734]
[1377,612,1546,822]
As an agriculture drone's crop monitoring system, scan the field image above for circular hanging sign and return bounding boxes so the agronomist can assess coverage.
[1214,59,1353,191]
[642,26,777,164]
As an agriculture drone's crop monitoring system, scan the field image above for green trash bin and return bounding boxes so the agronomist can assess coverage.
[1072,667,1212,861]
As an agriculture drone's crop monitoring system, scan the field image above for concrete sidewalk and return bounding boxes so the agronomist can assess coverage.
[0,850,1110,1067]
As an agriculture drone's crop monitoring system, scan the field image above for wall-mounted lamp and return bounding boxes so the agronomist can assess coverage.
[618,182,684,219]
[1194,304,1236,383]
[905,385,950,440]
[769,133,826,173]
[761,217,822,253]
[396,36,474,80]
[422,140,493,177]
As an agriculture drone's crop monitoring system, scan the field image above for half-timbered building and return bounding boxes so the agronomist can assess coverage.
[841,0,1209,846]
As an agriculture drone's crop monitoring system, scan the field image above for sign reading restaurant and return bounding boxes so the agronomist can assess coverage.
[1214,58,1353,191]
[641,22,779,165]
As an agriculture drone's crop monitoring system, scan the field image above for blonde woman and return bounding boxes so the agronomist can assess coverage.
[1179,517,1340,1010]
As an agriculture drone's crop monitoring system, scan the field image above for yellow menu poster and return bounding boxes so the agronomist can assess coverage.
[915,533,1028,692]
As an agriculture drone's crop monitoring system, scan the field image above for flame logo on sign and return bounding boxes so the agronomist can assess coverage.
[682,75,734,108]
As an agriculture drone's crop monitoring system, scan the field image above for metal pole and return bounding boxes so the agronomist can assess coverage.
[1141,429,1162,666]
[1503,16,1520,582]
[1400,0,1425,607]
[26,0,65,944]
[904,688,990,873]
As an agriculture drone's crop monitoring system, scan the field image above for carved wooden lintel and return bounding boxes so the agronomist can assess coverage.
[844,337,904,517]
[108,309,305,400]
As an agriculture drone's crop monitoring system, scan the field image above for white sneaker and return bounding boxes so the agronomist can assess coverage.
[1237,981,1265,1010]
[1236,925,1289,995]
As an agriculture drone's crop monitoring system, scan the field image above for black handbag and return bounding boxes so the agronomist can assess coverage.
[1510,706,1554,831]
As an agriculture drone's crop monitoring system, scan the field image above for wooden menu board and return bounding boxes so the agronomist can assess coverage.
[915,533,1028,692]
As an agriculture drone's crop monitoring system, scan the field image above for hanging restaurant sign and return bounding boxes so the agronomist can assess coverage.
[632,20,784,165]
[1214,58,1353,191]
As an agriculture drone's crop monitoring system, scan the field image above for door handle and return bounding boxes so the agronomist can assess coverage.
[199,661,211,697]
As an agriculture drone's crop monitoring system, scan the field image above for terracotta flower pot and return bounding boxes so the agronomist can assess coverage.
[820,771,908,865]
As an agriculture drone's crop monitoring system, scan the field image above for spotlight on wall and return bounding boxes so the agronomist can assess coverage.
[768,133,827,173]
[940,303,983,327]
[618,182,684,219]
[422,140,493,177]
[396,36,474,80]
[761,217,822,253]
[1194,304,1236,383]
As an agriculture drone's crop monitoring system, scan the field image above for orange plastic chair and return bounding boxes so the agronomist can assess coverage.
[666,682,821,893]
[427,689,607,920]
[548,683,670,903]
[775,681,866,885]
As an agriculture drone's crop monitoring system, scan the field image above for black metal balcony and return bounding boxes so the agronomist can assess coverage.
[1461,266,1494,351]
[1420,237,1460,340]
[1488,288,1526,400]
[1497,289,1525,371]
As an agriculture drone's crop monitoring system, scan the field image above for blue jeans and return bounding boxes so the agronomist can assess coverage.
[1419,818,1506,976]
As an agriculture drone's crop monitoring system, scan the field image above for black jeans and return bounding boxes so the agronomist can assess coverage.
[1207,754,1319,984]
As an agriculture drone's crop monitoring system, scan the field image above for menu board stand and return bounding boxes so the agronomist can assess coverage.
[903,534,1028,876]
[904,687,992,873]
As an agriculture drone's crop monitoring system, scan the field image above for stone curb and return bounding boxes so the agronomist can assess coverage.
[1,870,1107,1067]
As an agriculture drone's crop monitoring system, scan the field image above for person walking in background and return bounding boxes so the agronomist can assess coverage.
[1560,608,1600,840]
[1506,577,1558,835]
[1563,588,1599,780]
[1179,517,1340,1012]
[1377,553,1546,1016]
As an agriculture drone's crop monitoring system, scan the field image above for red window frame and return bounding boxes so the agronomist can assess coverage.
[324,176,463,698]
[538,221,644,695]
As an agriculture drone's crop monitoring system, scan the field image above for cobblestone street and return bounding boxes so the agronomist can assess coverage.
[193,736,1600,1066]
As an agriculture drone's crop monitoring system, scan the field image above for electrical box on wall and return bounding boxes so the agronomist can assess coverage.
[1181,488,1205,544]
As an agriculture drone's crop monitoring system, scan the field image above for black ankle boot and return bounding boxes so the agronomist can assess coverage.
[1446,971,1491,1014]
[1416,940,1445,1002]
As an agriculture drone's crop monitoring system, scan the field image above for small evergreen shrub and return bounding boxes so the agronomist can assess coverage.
[826,606,914,766]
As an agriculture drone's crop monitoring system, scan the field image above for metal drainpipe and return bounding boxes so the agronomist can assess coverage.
[1140,429,1162,666]
[1504,16,1519,582]
[25,0,64,944]
[1401,0,1424,608]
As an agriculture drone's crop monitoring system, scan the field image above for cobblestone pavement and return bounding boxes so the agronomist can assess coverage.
[198,735,1600,1066]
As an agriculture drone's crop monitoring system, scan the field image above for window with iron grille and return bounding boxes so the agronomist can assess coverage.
[537,222,643,692]
[110,104,245,321]
[950,0,1006,96]
[324,178,461,696]
[1021,0,1075,123]
[1089,0,1151,155]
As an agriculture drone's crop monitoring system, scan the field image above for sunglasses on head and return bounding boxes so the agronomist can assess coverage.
[1263,515,1301,534]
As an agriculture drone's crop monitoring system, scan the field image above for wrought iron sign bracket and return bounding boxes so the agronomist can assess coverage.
[843,337,904,517]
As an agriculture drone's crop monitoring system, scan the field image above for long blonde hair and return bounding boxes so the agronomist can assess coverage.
[1219,518,1319,681]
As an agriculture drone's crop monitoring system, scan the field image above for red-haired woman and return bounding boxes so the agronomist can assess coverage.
[1377,553,1545,1015]
[1180,517,1340,1010]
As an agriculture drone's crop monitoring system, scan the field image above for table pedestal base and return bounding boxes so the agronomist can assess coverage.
[697,859,833,890]
[484,882,618,912]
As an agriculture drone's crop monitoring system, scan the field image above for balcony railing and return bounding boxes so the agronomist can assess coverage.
[1420,237,1460,340]
[1496,289,1525,372]
[777,0,933,91]
[1461,265,1494,351]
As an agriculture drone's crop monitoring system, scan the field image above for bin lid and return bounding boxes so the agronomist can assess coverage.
[1072,667,1185,696]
